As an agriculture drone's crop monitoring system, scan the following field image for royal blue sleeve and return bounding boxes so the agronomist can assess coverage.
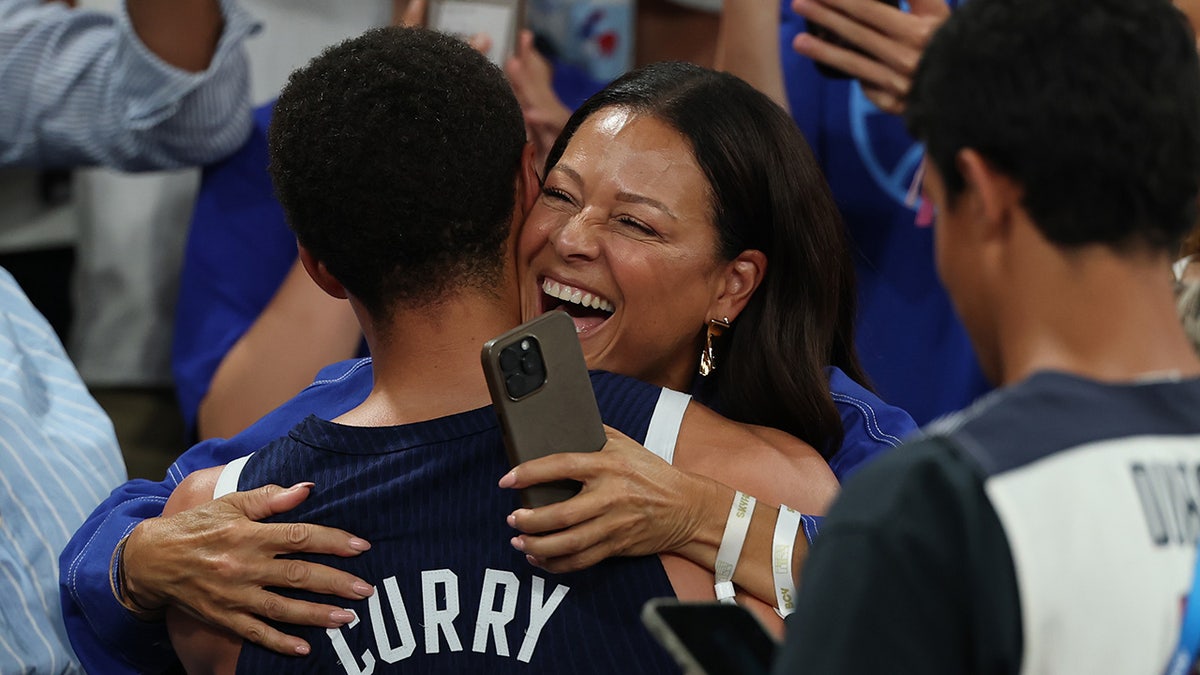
[825,366,918,481]
[171,102,302,435]
[60,358,374,674]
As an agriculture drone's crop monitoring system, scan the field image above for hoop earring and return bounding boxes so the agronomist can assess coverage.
[698,317,731,377]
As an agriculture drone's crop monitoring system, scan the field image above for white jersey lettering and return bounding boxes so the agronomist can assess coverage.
[328,612,376,675]
[324,568,572,665]
[472,569,520,657]
[518,575,570,663]
[372,576,417,663]
[422,569,463,654]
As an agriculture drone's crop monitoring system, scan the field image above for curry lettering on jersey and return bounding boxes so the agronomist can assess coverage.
[326,568,570,675]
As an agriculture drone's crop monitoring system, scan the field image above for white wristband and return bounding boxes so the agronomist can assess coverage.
[772,505,803,618]
[714,490,756,604]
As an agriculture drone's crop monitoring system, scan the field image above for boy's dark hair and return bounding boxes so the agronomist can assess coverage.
[906,0,1200,252]
[269,27,527,320]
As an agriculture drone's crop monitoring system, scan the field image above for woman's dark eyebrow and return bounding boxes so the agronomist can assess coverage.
[553,164,678,220]
[615,191,677,220]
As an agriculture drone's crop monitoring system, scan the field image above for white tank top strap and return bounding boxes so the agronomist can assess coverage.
[643,388,691,465]
[213,453,254,499]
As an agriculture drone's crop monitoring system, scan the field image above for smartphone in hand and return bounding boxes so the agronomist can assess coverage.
[641,599,779,675]
[428,0,526,67]
[482,311,606,509]
[806,0,901,79]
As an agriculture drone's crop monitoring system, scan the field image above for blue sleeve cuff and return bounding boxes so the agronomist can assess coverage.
[800,514,823,547]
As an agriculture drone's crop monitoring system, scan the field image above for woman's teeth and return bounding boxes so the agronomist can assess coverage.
[542,279,614,313]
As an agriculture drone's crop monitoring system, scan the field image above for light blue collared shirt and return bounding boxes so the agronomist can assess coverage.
[0,0,258,171]
[0,266,126,674]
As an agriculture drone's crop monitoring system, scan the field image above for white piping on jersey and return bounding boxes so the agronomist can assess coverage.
[214,454,252,499]
[643,388,690,465]
[210,388,691,500]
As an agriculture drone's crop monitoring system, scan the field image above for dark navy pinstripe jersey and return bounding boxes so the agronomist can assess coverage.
[234,371,679,674]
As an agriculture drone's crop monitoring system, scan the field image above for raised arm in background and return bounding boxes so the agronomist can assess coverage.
[714,0,789,110]
[196,258,362,439]
[790,0,948,114]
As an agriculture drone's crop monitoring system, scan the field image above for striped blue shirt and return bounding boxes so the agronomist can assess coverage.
[0,0,258,171]
[0,267,125,674]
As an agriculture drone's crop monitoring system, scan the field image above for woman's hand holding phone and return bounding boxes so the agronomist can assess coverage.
[499,425,726,574]
[792,0,949,114]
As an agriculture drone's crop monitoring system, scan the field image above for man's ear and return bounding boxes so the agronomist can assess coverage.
[297,244,348,300]
[956,148,1022,242]
[709,250,767,322]
[517,142,540,217]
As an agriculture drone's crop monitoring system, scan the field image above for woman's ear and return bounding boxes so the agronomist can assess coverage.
[297,244,349,300]
[710,249,767,322]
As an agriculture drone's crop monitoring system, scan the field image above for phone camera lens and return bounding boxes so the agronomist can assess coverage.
[500,336,545,399]
[499,348,520,373]
[521,352,544,377]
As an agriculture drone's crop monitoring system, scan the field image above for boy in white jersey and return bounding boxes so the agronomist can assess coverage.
[774,0,1200,673]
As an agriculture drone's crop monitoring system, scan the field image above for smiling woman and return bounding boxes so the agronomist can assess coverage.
[520,61,870,460]
[523,111,753,392]
[501,61,912,634]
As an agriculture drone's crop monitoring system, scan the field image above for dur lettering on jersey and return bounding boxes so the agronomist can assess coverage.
[326,568,571,674]
[1132,462,1200,547]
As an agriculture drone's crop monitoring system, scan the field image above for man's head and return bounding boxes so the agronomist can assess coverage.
[905,0,1200,377]
[269,27,527,324]
[907,0,1200,254]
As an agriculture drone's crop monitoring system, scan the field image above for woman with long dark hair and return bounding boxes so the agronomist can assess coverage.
[505,60,911,621]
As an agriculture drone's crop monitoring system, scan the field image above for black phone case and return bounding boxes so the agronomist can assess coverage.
[641,599,779,675]
[481,311,606,509]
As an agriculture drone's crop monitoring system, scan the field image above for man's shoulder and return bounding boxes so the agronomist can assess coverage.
[184,359,373,466]
[826,434,983,534]
[924,371,1200,478]
[258,359,373,426]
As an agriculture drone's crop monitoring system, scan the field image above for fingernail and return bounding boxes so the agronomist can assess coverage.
[330,609,356,624]
[498,471,516,488]
[506,513,517,527]
[348,538,371,552]
[511,536,525,552]
[295,643,311,655]
[526,554,542,568]
[352,581,374,597]
[289,482,315,492]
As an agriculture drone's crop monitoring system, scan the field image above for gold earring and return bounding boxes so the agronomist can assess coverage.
[698,317,731,377]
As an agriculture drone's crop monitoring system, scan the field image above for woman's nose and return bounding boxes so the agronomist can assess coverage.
[550,213,602,261]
